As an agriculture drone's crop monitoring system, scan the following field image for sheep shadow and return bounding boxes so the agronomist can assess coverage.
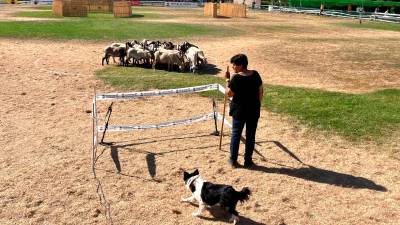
[198,63,222,75]
[150,63,221,75]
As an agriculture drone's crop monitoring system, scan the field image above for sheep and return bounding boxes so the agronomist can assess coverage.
[102,46,127,66]
[126,41,142,51]
[185,46,207,73]
[127,40,140,47]
[140,39,149,49]
[156,47,180,54]
[178,41,199,53]
[142,41,161,66]
[110,42,126,48]
[102,40,206,71]
[103,43,126,64]
[152,50,185,72]
[125,47,152,67]
[178,41,207,73]
[161,41,175,50]
[146,41,159,53]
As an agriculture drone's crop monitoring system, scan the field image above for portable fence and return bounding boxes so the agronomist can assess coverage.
[113,0,131,17]
[92,83,232,147]
[52,0,88,17]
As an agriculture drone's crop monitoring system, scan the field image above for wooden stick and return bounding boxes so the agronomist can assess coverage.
[219,66,230,150]
[219,91,228,150]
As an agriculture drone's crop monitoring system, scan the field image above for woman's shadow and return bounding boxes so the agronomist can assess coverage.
[250,140,387,192]
[250,164,387,192]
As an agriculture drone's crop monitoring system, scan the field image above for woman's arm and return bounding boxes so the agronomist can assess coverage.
[226,83,234,97]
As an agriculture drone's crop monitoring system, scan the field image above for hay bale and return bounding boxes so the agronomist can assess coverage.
[204,3,217,18]
[68,0,89,17]
[88,0,113,13]
[52,0,64,16]
[113,1,132,18]
[219,3,246,18]
[52,0,88,17]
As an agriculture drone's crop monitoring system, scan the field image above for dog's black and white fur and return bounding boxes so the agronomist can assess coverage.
[181,169,251,224]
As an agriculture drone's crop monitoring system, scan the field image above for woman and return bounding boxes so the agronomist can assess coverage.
[225,54,263,168]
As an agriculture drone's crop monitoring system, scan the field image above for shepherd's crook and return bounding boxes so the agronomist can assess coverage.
[219,66,230,150]
[219,91,228,150]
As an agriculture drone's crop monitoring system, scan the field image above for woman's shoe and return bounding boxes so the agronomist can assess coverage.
[228,159,239,168]
[244,160,255,168]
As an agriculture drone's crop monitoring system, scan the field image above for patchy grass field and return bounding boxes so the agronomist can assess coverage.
[0,9,236,40]
[97,67,400,142]
[0,19,235,40]
[96,66,223,95]
[1,4,399,225]
[14,9,176,19]
[264,86,400,141]
[338,21,400,32]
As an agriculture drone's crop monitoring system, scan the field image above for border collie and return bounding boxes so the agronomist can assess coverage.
[181,169,251,224]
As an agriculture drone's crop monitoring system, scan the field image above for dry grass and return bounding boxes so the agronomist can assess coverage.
[0,5,399,225]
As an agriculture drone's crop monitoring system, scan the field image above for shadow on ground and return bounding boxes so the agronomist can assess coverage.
[101,131,225,178]
[251,140,387,192]
[183,203,268,225]
[251,164,387,192]
[198,63,222,75]
[130,14,145,18]
[201,209,267,225]
[101,134,387,192]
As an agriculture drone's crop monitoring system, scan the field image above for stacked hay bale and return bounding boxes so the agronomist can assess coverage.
[52,0,89,17]
[88,0,113,13]
[52,0,65,16]
[219,3,246,18]
[204,2,217,18]
[113,0,132,17]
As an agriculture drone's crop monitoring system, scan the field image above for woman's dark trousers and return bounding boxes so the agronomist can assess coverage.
[230,117,258,164]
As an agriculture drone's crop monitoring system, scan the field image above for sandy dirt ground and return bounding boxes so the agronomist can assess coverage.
[0,5,399,225]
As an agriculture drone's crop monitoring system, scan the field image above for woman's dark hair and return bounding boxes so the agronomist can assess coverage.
[230,54,248,69]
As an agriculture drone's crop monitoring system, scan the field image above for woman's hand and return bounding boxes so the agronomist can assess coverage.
[226,86,234,97]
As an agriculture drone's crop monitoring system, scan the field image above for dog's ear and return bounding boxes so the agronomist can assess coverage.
[183,171,189,181]
[193,169,199,176]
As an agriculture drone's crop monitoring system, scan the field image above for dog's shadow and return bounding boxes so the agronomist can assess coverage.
[187,203,267,225]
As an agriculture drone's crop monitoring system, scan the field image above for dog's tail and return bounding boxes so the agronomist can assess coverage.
[235,187,251,203]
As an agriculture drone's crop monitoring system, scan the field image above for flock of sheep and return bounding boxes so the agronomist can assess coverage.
[102,39,207,73]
